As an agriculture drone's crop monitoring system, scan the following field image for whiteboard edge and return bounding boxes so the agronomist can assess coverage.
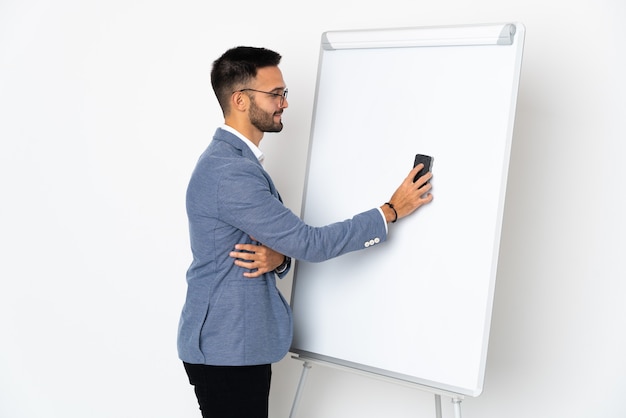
[321,22,519,50]
[474,21,526,397]
[290,350,479,397]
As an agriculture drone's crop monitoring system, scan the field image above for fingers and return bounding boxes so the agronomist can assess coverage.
[413,175,433,195]
[229,249,257,262]
[408,163,423,180]
[231,256,268,278]
[240,263,273,277]
[407,163,427,184]
[230,244,268,263]
[418,170,433,186]
[230,249,268,268]
[232,243,258,254]
[418,188,434,204]
[230,243,284,278]
[387,165,434,221]
[409,163,433,188]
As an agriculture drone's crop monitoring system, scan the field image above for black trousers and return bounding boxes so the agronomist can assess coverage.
[183,362,272,418]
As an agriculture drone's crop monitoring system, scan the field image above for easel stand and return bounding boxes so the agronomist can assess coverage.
[289,356,464,418]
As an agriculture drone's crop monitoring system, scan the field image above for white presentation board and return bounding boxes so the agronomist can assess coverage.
[290,23,525,397]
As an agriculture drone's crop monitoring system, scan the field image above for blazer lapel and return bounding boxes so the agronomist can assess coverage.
[213,128,282,201]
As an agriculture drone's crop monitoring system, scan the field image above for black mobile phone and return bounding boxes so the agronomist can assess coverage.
[413,154,433,183]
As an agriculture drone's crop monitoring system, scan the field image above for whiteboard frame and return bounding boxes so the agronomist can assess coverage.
[290,22,525,397]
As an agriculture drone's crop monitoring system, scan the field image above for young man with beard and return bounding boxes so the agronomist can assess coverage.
[177,46,433,418]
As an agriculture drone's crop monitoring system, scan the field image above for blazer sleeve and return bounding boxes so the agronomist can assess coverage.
[217,161,387,263]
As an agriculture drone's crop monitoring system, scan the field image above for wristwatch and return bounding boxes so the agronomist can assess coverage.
[275,256,291,274]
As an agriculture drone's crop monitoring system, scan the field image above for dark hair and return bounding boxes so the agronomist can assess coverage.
[211,46,282,115]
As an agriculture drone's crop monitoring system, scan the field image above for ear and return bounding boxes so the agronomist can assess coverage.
[230,91,248,112]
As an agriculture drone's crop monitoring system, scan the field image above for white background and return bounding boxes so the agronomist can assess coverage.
[0,1,624,418]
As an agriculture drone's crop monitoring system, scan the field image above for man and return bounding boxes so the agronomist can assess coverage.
[177,46,433,418]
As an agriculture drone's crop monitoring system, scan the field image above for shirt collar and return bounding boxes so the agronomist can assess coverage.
[221,124,265,165]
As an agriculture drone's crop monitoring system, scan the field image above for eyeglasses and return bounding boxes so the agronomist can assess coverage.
[236,88,288,106]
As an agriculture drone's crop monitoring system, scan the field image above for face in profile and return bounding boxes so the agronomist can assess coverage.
[246,66,288,133]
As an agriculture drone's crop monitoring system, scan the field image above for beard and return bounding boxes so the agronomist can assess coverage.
[249,97,284,133]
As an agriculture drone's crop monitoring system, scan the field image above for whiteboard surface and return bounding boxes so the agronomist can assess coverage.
[290,23,524,397]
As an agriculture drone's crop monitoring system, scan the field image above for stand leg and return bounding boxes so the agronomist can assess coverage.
[289,361,312,418]
[434,394,442,418]
[451,397,463,418]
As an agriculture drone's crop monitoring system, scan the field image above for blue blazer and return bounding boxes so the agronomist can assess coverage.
[177,128,387,366]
